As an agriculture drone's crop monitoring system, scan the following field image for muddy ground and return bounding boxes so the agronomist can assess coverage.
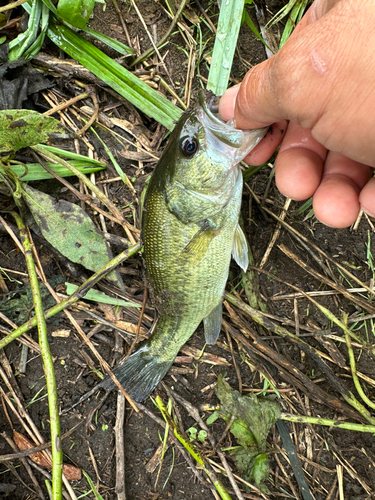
[0,1,375,499]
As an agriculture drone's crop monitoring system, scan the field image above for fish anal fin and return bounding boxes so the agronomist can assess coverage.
[232,223,249,271]
[203,301,222,345]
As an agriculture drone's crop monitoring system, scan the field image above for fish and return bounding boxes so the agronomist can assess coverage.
[99,92,267,402]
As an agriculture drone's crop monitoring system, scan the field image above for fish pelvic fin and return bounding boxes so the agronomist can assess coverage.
[203,300,222,345]
[99,344,173,402]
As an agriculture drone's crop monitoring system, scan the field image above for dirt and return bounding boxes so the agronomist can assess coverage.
[0,1,375,500]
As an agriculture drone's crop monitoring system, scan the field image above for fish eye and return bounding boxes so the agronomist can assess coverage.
[180,137,199,158]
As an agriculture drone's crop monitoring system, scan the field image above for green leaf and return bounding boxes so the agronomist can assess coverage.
[215,374,280,491]
[82,471,105,500]
[207,0,245,96]
[279,0,309,48]
[241,10,271,51]
[4,159,106,182]
[187,427,197,441]
[65,282,140,307]
[47,23,182,129]
[0,110,66,157]
[197,430,207,443]
[82,26,135,56]
[23,1,50,61]
[8,0,43,61]
[57,0,95,29]
[22,185,125,291]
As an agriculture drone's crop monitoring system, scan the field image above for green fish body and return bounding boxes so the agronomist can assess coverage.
[100,94,266,401]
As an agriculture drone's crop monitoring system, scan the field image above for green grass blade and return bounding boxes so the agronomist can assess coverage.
[23,1,50,60]
[82,26,135,56]
[279,0,309,48]
[39,144,103,160]
[41,0,57,14]
[8,0,42,61]
[82,470,105,500]
[266,0,298,28]
[207,0,245,96]
[65,282,141,308]
[5,159,106,181]
[47,22,182,128]
[242,9,271,51]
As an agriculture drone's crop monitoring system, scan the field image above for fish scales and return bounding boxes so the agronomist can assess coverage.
[98,93,267,402]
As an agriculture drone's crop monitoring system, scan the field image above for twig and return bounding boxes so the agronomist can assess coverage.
[155,395,233,500]
[0,0,29,12]
[1,432,45,499]
[130,0,188,67]
[223,303,367,422]
[194,0,217,32]
[43,92,89,116]
[76,90,99,136]
[259,197,291,268]
[270,286,375,301]
[111,0,132,48]
[247,184,375,299]
[0,242,141,348]
[224,325,242,394]
[280,413,375,433]
[115,394,126,500]
[343,314,375,410]
[277,243,375,314]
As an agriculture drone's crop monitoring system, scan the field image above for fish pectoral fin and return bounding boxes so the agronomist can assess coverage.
[179,226,221,262]
[232,223,249,271]
[203,301,223,345]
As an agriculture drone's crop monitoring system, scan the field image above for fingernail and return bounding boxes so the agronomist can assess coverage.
[362,207,375,218]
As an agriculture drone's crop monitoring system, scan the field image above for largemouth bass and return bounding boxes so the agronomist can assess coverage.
[100,93,267,402]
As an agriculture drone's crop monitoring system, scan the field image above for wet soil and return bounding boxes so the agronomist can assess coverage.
[1,1,375,500]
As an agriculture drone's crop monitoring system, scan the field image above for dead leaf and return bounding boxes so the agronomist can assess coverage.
[13,431,81,481]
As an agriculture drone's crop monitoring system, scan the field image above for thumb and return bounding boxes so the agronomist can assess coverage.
[221,0,348,130]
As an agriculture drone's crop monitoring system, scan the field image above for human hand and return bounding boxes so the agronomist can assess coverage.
[219,0,375,228]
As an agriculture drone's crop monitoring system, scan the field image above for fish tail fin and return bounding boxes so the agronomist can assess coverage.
[99,344,172,402]
[98,315,199,402]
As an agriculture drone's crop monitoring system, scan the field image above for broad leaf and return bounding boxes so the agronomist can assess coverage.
[57,0,96,29]
[0,110,66,157]
[216,374,280,492]
[22,185,125,292]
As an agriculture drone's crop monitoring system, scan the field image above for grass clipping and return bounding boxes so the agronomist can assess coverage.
[215,374,280,492]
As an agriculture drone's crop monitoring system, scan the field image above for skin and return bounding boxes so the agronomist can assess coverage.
[219,0,375,228]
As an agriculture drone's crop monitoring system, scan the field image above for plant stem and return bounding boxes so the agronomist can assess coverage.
[281,413,375,433]
[0,0,29,12]
[11,212,62,500]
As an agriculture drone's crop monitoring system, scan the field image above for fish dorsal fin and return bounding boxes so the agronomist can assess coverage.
[203,301,223,345]
[179,226,221,263]
[232,223,249,271]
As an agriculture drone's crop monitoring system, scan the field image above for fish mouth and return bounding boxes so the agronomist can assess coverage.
[197,90,268,163]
